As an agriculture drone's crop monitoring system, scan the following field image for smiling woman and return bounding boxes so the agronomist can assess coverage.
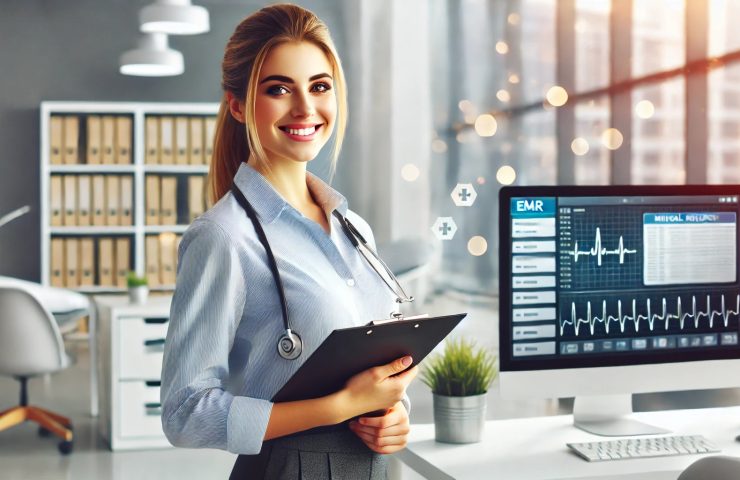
[159,4,417,480]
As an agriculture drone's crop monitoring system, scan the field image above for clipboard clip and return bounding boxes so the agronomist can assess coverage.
[366,312,430,326]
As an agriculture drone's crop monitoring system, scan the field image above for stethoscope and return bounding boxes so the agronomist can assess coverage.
[231,185,414,360]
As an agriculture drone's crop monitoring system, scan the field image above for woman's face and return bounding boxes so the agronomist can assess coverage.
[253,41,337,166]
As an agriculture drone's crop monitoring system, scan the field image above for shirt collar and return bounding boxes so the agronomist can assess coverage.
[233,162,348,224]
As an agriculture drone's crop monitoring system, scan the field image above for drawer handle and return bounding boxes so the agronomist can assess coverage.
[144,338,166,347]
[145,380,161,387]
[145,402,162,416]
[144,317,168,324]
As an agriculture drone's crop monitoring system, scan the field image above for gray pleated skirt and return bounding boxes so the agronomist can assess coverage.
[229,426,388,480]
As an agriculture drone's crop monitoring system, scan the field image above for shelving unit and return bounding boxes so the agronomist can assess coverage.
[40,101,219,292]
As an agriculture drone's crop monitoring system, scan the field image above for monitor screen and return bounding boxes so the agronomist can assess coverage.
[499,186,740,372]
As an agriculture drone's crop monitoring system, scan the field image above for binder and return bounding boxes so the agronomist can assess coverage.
[63,116,79,164]
[91,175,106,226]
[77,175,91,226]
[79,238,95,286]
[105,175,120,226]
[120,176,133,226]
[86,116,102,164]
[188,175,205,222]
[145,235,160,287]
[160,176,177,225]
[145,116,160,164]
[50,238,65,287]
[50,116,64,165]
[116,116,132,164]
[204,116,216,165]
[50,176,63,227]
[64,238,79,287]
[101,116,115,164]
[160,116,174,164]
[189,117,204,165]
[62,175,77,226]
[175,116,189,165]
[98,238,115,286]
[272,313,466,404]
[159,233,177,285]
[145,176,160,225]
[115,237,131,288]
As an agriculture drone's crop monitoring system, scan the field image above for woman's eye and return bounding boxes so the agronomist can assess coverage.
[312,82,332,93]
[267,85,289,96]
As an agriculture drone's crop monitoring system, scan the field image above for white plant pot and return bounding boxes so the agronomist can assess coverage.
[433,393,487,444]
[128,286,149,304]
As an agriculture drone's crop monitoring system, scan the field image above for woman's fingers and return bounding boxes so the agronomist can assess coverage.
[350,421,410,438]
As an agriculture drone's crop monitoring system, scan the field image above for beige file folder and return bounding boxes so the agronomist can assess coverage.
[175,116,189,165]
[160,176,177,225]
[145,236,160,287]
[50,238,65,287]
[62,175,77,226]
[63,116,79,165]
[92,175,106,226]
[79,238,95,287]
[120,176,133,226]
[189,117,204,165]
[86,116,102,164]
[188,175,205,222]
[115,237,131,288]
[50,176,63,227]
[159,233,177,285]
[106,175,120,226]
[146,176,160,225]
[77,175,91,226]
[50,116,64,165]
[116,116,132,164]
[160,116,174,164]
[145,116,160,164]
[98,238,115,287]
[64,238,79,287]
[101,116,115,164]
[204,116,216,165]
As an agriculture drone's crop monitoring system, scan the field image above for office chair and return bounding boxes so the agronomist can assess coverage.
[0,286,74,454]
[678,455,740,479]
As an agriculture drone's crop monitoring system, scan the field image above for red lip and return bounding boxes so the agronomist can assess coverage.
[278,123,322,129]
[279,124,323,142]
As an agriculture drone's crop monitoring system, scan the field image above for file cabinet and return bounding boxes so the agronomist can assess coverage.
[96,294,173,450]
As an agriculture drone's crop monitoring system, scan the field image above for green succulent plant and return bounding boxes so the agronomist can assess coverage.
[126,271,148,288]
[420,338,498,397]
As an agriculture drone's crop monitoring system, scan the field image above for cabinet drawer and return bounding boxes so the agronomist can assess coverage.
[118,380,165,439]
[118,316,168,380]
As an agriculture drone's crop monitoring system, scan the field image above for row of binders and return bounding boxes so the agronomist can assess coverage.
[145,116,216,165]
[50,175,133,227]
[145,233,182,287]
[146,175,207,225]
[50,115,132,165]
[50,237,131,288]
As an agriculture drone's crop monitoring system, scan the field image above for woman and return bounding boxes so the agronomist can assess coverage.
[160,4,418,479]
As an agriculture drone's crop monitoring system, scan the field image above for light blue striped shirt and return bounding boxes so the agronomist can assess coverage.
[161,163,400,455]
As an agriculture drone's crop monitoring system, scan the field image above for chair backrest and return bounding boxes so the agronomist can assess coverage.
[678,455,740,480]
[0,286,67,377]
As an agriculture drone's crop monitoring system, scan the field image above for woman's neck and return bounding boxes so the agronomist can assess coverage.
[248,158,314,210]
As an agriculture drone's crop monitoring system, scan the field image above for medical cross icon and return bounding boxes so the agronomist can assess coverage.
[431,217,457,240]
[451,183,477,207]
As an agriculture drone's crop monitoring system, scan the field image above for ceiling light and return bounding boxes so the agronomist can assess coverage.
[140,0,210,35]
[119,33,184,77]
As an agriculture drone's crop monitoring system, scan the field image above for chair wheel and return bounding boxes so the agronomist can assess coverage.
[58,439,73,455]
[38,426,52,437]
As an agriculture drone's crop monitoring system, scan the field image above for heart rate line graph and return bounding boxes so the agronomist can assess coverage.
[560,294,740,336]
[566,227,638,266]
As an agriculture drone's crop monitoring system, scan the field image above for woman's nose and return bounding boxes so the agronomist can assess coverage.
[291,92,315,117]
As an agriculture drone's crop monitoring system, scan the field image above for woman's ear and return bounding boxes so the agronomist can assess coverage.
[226,92,246,124]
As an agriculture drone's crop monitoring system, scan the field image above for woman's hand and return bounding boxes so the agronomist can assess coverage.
[349,402,410,454]
[339,356,418,418]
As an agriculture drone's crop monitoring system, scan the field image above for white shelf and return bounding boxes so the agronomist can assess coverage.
[144,165,210,174]
[50,165,137,173]
[144,225,190,234]
[50,227,136,235]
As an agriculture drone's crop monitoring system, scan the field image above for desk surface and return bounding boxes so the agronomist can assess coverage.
[397,406,740,480]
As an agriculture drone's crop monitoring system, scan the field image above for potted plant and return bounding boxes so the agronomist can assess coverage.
[126,272,149,304]
[420,337,498,443]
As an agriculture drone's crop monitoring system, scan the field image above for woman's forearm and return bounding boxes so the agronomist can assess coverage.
[264,390,355,440]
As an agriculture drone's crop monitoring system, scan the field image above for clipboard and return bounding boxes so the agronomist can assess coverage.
[272,312,466,403]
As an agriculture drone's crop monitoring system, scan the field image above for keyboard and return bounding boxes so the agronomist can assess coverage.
[567,435,720,462]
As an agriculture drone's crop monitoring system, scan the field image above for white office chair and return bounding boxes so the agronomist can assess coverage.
[0,286,74,454]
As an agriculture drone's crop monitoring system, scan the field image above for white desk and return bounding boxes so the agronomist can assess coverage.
[397,406,740,479]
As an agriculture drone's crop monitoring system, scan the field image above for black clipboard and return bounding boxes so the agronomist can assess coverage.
[272,312,466,403]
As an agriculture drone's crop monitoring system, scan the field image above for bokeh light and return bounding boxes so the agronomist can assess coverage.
[495,41,509,54]
[635,100,655,119]
[467,236,488,256]
[496,89,511,102]
[571,137,589,156]
[601,128,624,150]
[474,114,498,137]
[401,164,420,182]
[431,138,448,154]
[546,86,568,107]
[496,165,516,185]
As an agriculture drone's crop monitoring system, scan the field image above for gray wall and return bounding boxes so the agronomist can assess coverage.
[0,0,348,281]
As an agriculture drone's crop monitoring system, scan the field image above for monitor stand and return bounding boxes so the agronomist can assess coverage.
[573,394,671,436]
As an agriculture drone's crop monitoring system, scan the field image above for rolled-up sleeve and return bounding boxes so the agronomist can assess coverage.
[160,220,273,455]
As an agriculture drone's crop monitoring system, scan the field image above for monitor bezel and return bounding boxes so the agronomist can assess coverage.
[499,184,740,372]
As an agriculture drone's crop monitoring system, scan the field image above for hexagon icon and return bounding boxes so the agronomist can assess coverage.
[451,183,477,207]
[432,217,457,240]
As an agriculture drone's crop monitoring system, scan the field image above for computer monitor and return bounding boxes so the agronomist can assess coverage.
[499,185,740,436]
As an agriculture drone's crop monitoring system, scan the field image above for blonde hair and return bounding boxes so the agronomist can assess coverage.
[208,3,348,204]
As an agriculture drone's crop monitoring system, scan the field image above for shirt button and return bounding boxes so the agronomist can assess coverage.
[347,279,356,287]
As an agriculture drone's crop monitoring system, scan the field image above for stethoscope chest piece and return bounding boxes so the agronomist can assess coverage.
[277,329,302,360]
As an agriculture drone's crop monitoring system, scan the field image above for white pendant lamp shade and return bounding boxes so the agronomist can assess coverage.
[119,33,184,77]
[140,0,210,35]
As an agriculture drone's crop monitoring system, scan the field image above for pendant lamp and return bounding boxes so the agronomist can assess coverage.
[139,0,210,35]
[119,33,184,77]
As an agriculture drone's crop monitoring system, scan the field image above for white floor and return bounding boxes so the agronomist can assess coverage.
[1,290,739,479]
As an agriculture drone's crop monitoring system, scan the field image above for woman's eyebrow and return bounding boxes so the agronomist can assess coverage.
[259,73,333,84]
